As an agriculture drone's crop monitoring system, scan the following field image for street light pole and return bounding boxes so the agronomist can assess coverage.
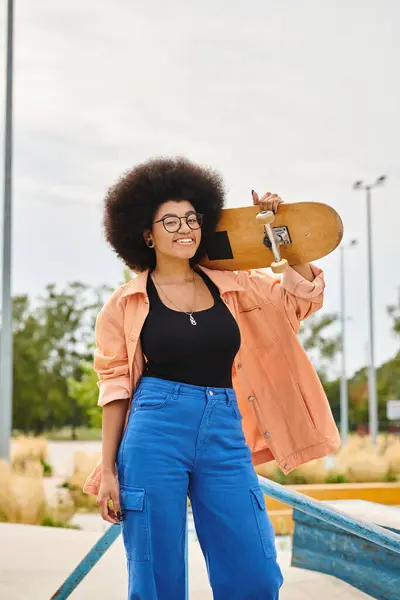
[353,175,386,446]
[0,0,14,461]
[339,240,357,445]
[365,185,378,445]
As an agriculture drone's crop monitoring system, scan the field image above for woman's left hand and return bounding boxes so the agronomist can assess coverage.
[251,190,284,214]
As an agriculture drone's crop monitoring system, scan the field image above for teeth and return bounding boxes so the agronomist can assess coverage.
[176,239,193,244]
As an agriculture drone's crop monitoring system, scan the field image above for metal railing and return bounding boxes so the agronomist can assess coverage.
[258,477,400,555]
[50,476,400,598]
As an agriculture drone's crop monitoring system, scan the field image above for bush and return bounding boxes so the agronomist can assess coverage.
[11,436,52,475]
[63,451,101,511]
[41,515,80,529]
[345,452,389,483]
[0,460,47,524]
[0,458,75,527]
[384,440,400,481]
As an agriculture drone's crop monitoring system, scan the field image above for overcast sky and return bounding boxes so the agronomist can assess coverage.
[0,0,399,377]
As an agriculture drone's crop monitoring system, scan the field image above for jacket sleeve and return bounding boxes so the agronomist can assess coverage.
[242,264,325,333]
[94,307,130,407]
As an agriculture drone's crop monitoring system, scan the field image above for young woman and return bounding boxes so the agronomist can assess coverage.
[84,157,340,600]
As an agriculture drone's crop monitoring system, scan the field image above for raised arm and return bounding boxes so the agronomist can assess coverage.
[239,263,325,333]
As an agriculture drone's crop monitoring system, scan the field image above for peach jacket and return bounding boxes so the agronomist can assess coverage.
[83,264,340,495]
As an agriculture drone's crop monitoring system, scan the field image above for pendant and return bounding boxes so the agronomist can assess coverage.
[189,314,197,326]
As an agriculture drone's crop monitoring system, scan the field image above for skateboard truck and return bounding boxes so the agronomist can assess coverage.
[256,211,289,274]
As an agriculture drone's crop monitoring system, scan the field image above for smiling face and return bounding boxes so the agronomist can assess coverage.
[145,200,202,264]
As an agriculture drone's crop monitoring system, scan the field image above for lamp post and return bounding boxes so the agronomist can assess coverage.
[0,0,14,461]
[353,175,387,445]
[339,239,357,445]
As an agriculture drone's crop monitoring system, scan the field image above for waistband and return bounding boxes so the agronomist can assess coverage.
[136,376,236,402]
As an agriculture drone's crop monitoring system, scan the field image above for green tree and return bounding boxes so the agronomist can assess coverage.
[298,312,341,379]
[12,282,111,435]
[68,361,101,429]
[298,312,341,424]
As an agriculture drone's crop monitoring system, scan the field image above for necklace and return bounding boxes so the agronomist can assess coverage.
[152,271,197,326]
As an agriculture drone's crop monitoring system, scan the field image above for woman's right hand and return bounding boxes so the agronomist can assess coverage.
[97,471,122,524]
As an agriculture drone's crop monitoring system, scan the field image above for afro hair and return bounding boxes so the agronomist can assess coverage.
[103,156,226,272]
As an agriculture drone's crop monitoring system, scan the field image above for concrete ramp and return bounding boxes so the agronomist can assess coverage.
[0,523,370,599]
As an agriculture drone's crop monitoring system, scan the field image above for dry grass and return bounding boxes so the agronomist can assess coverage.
[64,451,101,511]
[385,440,400,480]
[11,436,53,476]
[255,433,400,484]
[0,458,75,525]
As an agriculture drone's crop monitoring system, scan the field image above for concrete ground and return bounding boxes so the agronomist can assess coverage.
[0,523,371,600]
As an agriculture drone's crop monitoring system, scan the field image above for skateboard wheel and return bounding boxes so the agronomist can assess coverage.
[271,258,288,274]
[256,211,275,225]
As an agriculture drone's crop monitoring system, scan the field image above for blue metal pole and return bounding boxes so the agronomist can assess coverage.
[365,185,378,445]
[339,245,349,444]
[258,476,400,554]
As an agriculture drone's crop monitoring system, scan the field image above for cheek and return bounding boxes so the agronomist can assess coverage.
[153,230,172,249]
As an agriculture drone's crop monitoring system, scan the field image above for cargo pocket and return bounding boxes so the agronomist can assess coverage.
[250,487,277,559]
[120,486,150,562]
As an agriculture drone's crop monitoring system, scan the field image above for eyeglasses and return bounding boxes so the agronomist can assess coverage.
[153,212,203,233]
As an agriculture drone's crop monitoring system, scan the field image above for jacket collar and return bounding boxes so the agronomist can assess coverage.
[121,265,246,298]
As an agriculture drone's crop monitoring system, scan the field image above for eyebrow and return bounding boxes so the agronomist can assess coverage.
[161,210,196,218]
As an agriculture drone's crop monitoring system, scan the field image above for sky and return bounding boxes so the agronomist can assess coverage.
[0,0,399,378]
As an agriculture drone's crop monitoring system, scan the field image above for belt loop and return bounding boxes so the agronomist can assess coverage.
[173,382,181,398]
[225,389,230,405]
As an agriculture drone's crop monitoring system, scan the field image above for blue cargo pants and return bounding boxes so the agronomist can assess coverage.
[117,376,284,599]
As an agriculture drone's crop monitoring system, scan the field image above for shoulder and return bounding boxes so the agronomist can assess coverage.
[97,283,130,325]
[199,266,276,303]
[235,268,276,286]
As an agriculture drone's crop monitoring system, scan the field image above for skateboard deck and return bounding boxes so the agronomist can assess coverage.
[201,202,343,272]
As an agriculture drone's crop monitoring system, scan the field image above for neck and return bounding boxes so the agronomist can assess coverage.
[152,257,195,284]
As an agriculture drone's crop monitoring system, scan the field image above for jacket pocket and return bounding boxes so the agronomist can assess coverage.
[238,305,279,351]
[250,487,277,559]
[120,486,150,562]
[297,386,317,429]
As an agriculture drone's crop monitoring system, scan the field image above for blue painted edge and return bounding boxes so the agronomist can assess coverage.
[258,475,400,555]
[292,546,399,600]
[50,524,121,599]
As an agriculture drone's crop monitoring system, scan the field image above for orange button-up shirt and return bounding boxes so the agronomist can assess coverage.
[84,264,340,496]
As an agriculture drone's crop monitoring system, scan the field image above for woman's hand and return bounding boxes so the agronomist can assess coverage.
[251,190,284,214]
[252,190,314,280]
[97,471,122,524]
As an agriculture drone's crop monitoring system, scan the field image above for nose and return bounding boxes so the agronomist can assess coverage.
[178,219,191,233]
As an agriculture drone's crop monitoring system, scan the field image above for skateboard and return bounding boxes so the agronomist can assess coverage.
[201,202,343,273]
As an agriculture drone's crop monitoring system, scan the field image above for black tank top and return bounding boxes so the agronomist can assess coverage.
[140,269,241,388]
